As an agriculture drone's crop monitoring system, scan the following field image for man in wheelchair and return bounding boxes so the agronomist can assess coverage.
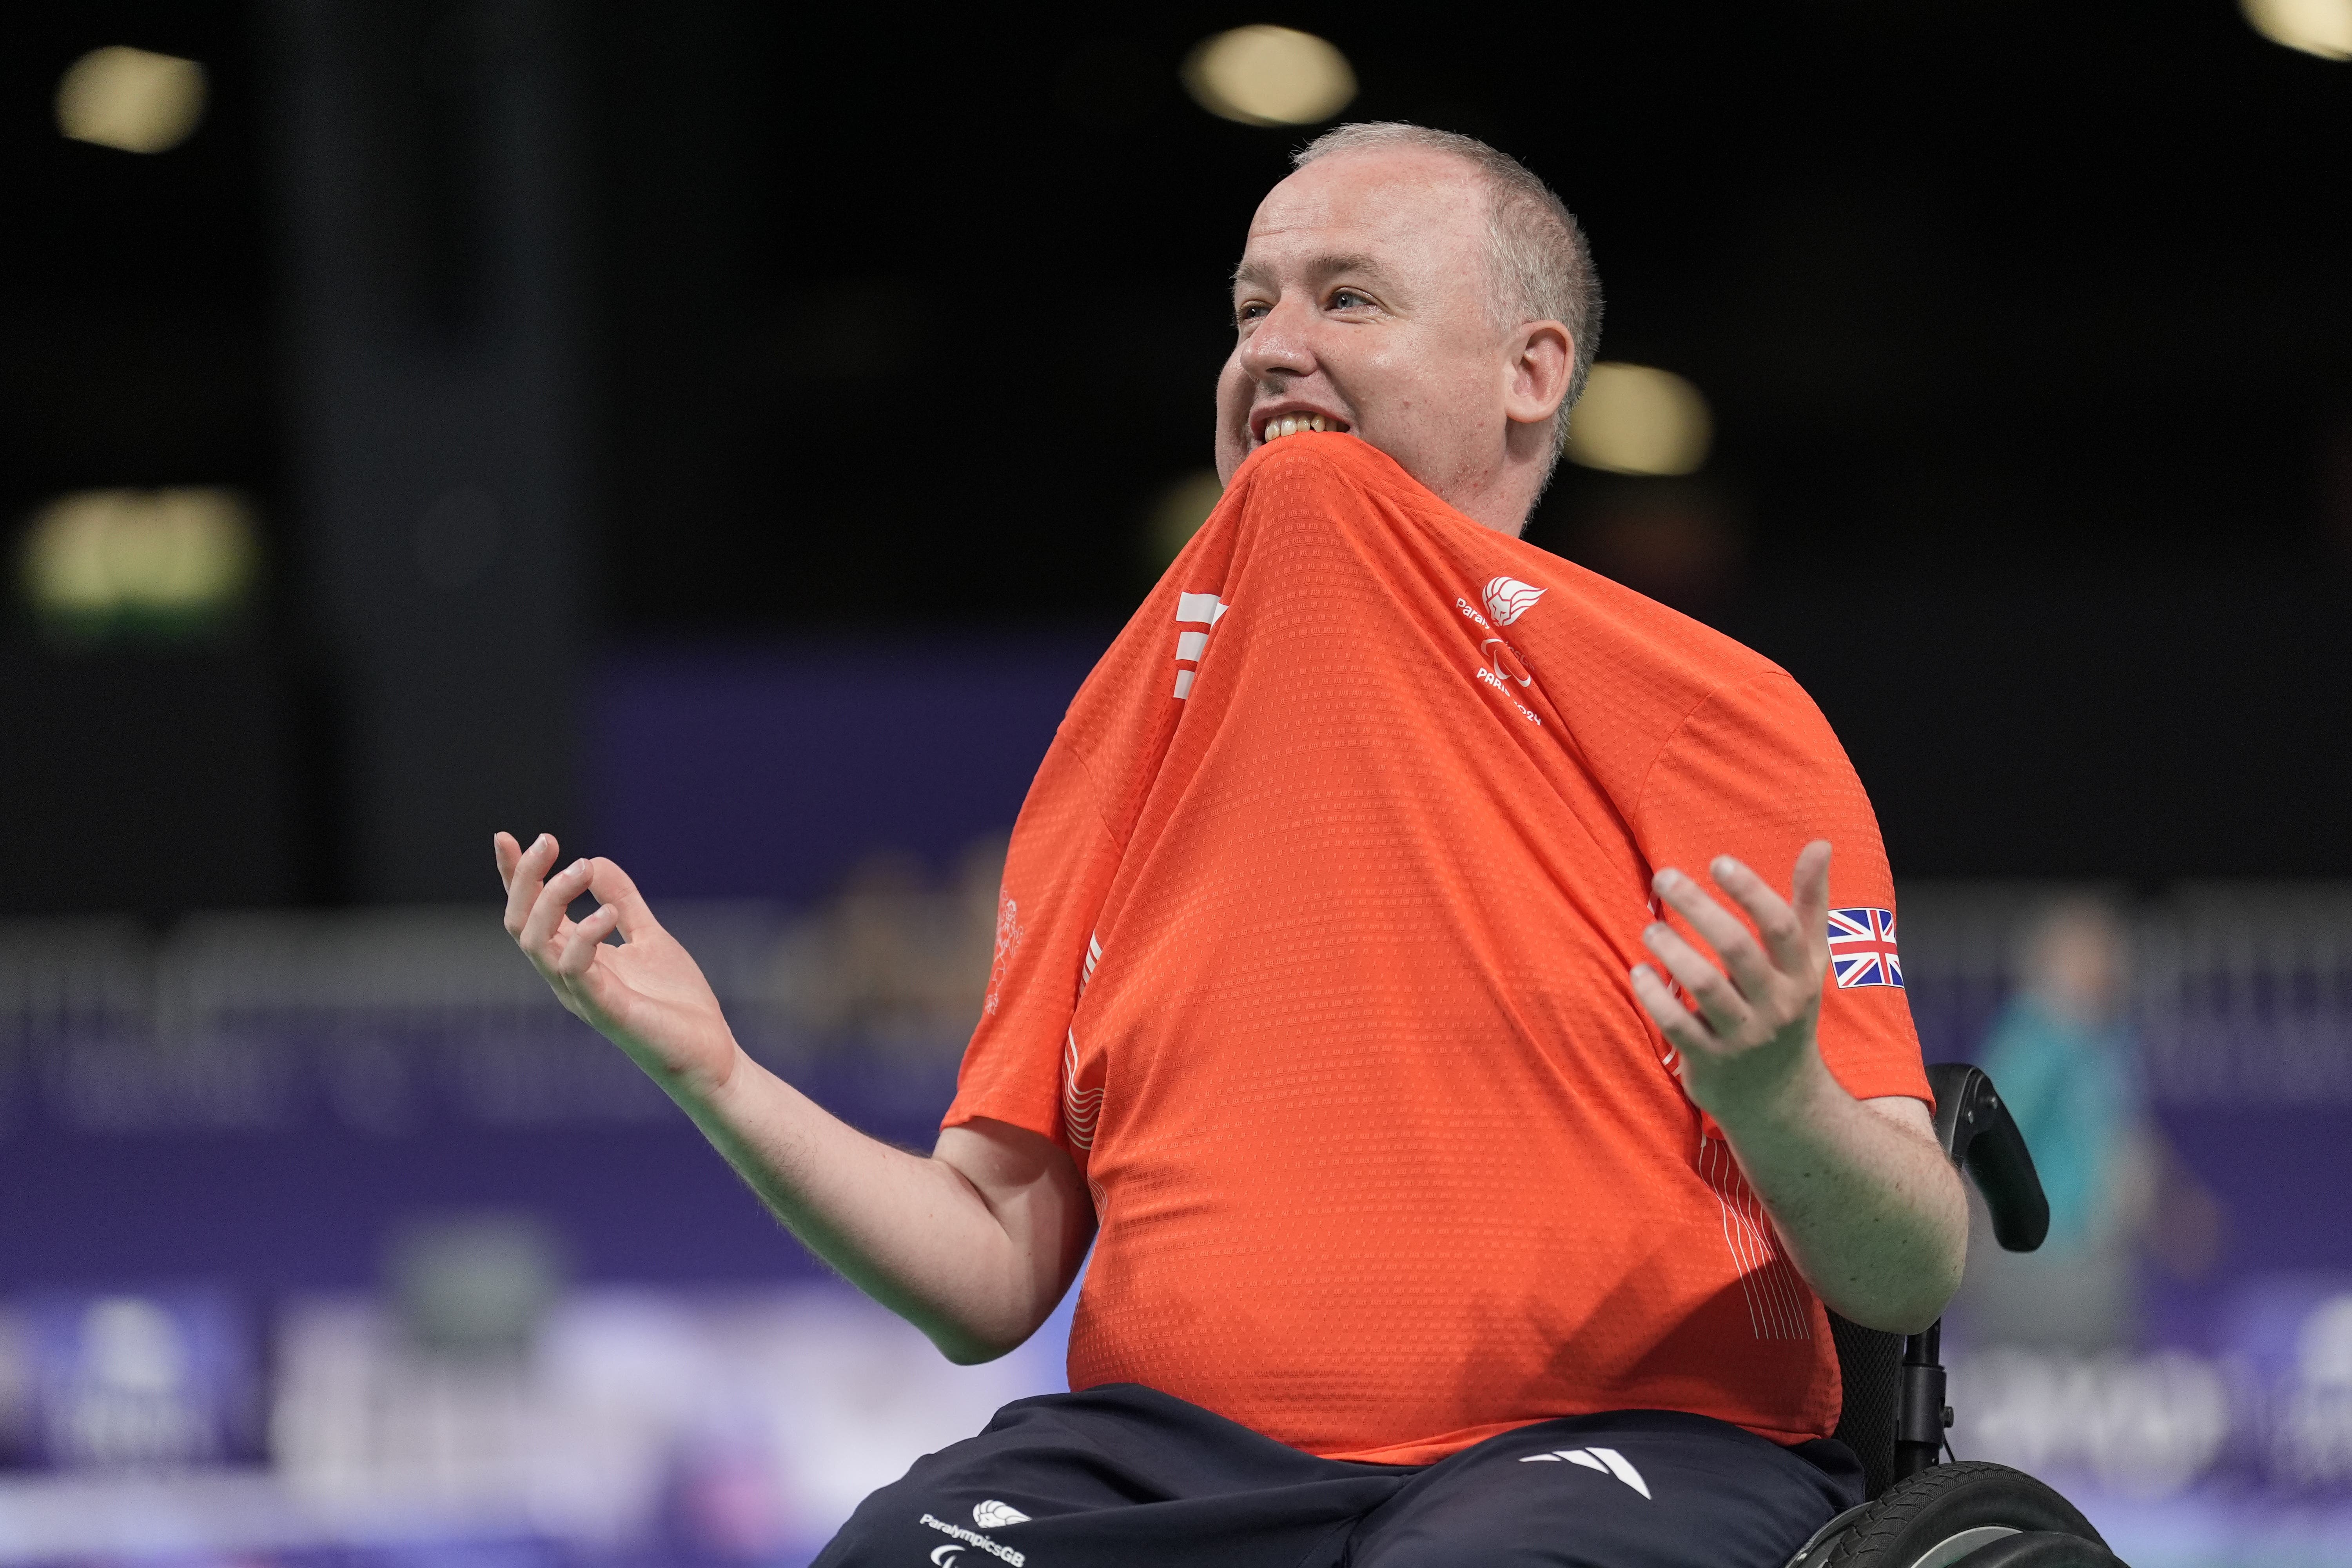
[497,123,2116,1566]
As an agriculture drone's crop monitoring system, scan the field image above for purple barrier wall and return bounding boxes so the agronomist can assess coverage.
[587,634,1110,904]
[0,1052,956,1296]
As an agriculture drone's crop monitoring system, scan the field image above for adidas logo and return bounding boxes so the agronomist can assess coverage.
[1061,1029,1100,1151]
[1519,1445,1651,1498]
[1171,592,1229,700]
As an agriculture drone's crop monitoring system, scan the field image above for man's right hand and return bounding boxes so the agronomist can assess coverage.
[493,829,1095,1364]
[495,831,740,1103]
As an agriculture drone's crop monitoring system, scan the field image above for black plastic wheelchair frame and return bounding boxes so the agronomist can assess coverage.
[1784,1063,2123,1568]
[1896,1062,2051,1484]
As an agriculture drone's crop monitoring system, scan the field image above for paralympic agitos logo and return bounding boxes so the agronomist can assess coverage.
[1481,637,1532,688]
[1457,576,1544,724]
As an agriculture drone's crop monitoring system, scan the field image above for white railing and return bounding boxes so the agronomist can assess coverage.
[5,884,2352,1112]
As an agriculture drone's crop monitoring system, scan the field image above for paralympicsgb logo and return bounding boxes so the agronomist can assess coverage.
[1483,575,1546,626]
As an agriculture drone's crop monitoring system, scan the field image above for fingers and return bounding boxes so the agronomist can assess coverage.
[1640,843,1842,1058]
[1629,962,1711,1059]
[498,844,648,1018]
[583,858,660,942]
[555,902,621,977]
[1640,919,1748,1039]
[520,855,594,957]
[1791,840,1833,960]
[1701,855,1811,979]
[502,833,561,938]
[1651,865,1778,1000]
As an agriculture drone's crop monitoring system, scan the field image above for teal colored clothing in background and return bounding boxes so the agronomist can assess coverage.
[1975,996,2141,1251]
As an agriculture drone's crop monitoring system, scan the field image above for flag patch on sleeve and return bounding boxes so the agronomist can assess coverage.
[1827,908,1903,988]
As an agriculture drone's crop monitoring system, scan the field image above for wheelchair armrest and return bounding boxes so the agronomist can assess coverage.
[1926,1062,2049,1252]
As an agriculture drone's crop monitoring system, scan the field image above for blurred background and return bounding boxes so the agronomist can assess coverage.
[2,2,2350,1563]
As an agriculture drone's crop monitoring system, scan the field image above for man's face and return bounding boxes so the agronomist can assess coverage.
[1216,149,1517,512]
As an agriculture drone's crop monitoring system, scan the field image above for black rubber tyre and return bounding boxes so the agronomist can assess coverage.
[1822,1462,2111,1568]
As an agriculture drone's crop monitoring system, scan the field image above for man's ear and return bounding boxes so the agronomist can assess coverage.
[1504,320,1574,428]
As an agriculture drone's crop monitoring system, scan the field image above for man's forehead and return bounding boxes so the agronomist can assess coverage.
[1231,249,1389,292]
[1237,149,1486,277]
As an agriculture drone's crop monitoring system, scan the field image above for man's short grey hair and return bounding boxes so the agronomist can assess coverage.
[1292,123,1603,457]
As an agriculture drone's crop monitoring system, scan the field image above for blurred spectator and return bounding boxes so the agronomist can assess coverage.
[763,835,1008,1050]
[1956,899,2221,1351]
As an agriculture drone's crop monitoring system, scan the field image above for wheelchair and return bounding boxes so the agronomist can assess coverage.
[1783,1063,2125,1568]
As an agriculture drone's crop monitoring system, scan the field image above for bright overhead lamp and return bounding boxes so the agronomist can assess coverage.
[1148,471,1226,566]
[2241,0,2352,58]
[1182,26,1356,127]
[56,46,208,154]
[1564,364,1714,478]
[22,488,256,635]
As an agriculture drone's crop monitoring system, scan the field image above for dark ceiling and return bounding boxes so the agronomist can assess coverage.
[584,3,2352,627]
[5,2,2347,629]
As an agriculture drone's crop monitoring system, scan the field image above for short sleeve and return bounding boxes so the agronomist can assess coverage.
[943,739,1123,1145]
[1635,671,1932,1107]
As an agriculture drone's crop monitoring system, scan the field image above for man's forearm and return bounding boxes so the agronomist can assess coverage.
[670,1050,1088,1363]
[493,839,1089,1362]
[1710,1058,1967,1334]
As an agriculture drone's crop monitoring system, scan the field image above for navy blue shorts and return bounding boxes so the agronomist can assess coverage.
[814,1383,1863,1567]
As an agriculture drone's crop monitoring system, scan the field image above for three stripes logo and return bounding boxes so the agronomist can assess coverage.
[1061,1029,1101,1151]
[1064,933,1107,1153]
[1171,592,1228,700]
[1519,1445,1651,1498]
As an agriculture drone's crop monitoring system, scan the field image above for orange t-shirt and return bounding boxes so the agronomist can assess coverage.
[946,434,1929,1465]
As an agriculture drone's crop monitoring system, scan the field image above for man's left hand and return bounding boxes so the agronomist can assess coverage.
[1629,839,1966,1330]
[1629,839,1834,1124]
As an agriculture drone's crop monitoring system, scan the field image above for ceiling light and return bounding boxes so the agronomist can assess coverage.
[1148,471,1226,566]
[56,47,208,154]
[2241,0,2352,58]
[22,488,256,633]
[1182,27,1356,127]
[2239,0,2352,58]
[1565,364,1714,478]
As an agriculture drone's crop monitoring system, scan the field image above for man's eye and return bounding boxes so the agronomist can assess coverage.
[1235,302,1269,325]
[1330,289,1370,310]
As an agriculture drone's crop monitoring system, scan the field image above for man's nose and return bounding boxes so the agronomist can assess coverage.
[1237,295,1317,381]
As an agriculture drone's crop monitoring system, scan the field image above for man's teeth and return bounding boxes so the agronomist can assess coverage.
[1264,414,1334,440]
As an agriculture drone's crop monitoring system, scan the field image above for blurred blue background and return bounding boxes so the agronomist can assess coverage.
[3,3,2350,1564]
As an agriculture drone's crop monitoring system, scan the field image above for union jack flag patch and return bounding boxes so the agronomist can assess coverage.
[1827,907,1903,989]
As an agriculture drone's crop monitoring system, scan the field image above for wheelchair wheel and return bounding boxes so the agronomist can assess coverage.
[1820,1461,2116,1568]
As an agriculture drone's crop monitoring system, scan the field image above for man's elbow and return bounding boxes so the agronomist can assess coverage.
[926,1304,1046,1366]
[1835,1273,1962,1336]
[937,1336,1014,1367]
[1825,1205,1969,1333]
